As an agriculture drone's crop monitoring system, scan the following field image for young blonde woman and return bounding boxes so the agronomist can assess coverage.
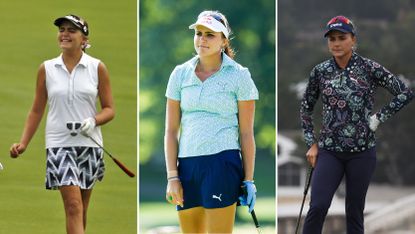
[10,14,114,234]
[164,10,259,233]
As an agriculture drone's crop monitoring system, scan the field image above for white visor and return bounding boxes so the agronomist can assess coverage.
[189,15,229,39]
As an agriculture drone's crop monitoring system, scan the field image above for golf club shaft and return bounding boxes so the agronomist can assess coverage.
[251,210,262,233]
[295,193,307,234]
[303,167,314,195]
[295,166,314,234]
[88,136,135,178]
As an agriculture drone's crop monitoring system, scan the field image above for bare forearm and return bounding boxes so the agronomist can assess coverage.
[95,107,115,126]
[164,132,179,172]
[17,63,47,149]
[20,111,44,147]
[164,99,181,173]
[96,62,115,126]
[240,133,256,181]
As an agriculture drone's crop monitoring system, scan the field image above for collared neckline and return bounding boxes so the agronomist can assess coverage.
[54,52,88,68]
[330,52,358,70]
[190,52,235,70]
[189,53,236,84]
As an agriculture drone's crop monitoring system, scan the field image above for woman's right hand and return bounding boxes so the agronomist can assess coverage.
[306,143,318,168]
[166,180,184,207]
[10,143,27,158]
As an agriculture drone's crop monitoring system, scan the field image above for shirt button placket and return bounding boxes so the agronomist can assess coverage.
[68,66,78,106]
[199,83,204,101]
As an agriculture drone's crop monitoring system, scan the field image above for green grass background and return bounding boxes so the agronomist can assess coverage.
[0,0,137,233]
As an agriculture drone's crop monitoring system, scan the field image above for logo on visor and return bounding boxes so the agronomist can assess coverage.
[201,17,213,25]
[66,121,82,136]
[66,15,84,26]
[330,23,343,28]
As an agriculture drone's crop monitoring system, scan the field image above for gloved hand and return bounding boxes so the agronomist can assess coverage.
[239,180,257,213]
[80,117,96,137]
[369,114,380,131]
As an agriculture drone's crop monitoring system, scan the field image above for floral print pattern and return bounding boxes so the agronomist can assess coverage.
[300,53,413,152]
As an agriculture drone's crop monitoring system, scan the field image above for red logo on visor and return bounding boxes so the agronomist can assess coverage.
[201,16,213,25]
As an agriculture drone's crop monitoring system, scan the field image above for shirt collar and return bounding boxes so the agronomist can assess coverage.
[221,52,235,68]
[54,52,88,68]
[190,52,236,70]
[331,52,359,69]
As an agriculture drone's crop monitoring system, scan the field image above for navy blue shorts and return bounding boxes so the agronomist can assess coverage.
[177,150,243,210]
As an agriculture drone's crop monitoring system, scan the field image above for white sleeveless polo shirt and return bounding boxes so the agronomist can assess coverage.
[44,53,103,148]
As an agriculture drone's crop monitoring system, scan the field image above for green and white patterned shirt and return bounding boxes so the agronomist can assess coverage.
[166,53,259,158]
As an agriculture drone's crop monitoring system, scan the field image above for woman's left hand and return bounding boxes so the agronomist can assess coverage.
[80,117,96,137]
[239,180,257,213]
[369,115,380,131]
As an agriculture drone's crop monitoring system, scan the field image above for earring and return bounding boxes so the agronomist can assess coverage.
[221,47,225,53]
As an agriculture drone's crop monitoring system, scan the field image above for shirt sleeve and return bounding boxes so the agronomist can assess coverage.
[165,66,182,101]
[236,68,259,101]
[370,61,414,122]
[300,67,320,148]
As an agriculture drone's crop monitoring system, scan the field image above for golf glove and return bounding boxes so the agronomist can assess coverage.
[239,180,257,213]
[80,117,96,137]
[369,114,380,131]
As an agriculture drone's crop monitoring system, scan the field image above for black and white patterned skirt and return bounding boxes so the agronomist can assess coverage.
[45,147,105,190]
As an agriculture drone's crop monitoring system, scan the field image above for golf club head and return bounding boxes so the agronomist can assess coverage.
[0,162,3,170]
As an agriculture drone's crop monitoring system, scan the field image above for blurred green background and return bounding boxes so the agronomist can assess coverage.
[139,0,276,233]
[0,0,137,233]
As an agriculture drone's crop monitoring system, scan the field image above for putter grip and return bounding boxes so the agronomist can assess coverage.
[112,157,135,177]
[251,210,260,228]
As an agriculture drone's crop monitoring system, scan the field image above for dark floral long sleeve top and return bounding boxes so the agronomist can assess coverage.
[300,52,413,152]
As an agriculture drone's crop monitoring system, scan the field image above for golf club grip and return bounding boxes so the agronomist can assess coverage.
[111,156,135,177]
[251,210,260,228]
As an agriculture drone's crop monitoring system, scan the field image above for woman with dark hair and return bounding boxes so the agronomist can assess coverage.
[300,15,413,233]
[164,10,259,233]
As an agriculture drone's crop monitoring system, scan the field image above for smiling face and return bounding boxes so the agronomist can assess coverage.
[194,25,227,58]
[57,21,87,51]
[327,30,356,60]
